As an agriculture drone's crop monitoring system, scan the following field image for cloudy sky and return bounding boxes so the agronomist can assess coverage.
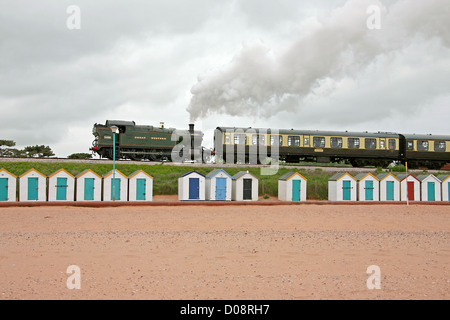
[1,0,449,157]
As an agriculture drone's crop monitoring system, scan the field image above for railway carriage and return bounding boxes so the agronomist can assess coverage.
[403,134,450,169]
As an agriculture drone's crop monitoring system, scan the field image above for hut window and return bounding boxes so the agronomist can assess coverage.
[330,137,343,148]
[417,140,429,151]
[313,137,325,148]
[270,135,283,146]
[348,138,360,149]
[407,141,414,150]
[252,134,265,145]
[389,139,396,150]
[288,136,300,147]
[365,138,377,149]
[234,134,247,145]
[435,141,446,152]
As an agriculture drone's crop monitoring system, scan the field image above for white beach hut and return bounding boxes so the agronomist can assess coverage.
[103,169,128,201]
[396,173,421,202]
[417,174,442,202]
[0,168,17,202]
[377,173,400,201]
[278,172,308,201]
[48,169,75,201]
[19,168,47,202]
[354,172,379,201]
[206,169,233,201]
[178,171,205,201]
[76,169,102,201]
[232,171,258,201]
[328,172,357,201]
[437,175,450,202]
[128,170,153,201]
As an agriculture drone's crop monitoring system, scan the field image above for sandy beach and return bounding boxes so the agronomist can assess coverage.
[0,201,449,300]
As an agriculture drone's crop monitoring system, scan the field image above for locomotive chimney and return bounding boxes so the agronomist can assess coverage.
[189,123,194,133]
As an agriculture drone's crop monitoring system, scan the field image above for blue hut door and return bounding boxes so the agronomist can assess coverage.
[111,178,121,200]
[56,177,67,200]
[386,181,394,200]
[28,177,39,200]
[189,178,199,199]
[84,178,95,200]
[428,182,435,201]
[292,180,301,201]
[365,180,374,200]
[0,178,8,201]
[343,181,351,200]
[136,178,146,200]
[215,178,227,200]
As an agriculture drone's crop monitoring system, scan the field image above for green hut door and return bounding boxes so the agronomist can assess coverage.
[342,181,351,200]
[84,178,95,200]
[56,177,68,200]
[428,182,435,201]
[28,177,39,200]
[292,180,301,201]
[0,178,8,201]
[386,181,394,201]
[111,178,121,200]
[365,180,374,200]
[136,178,146,200]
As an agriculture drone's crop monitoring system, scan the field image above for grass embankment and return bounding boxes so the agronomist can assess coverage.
[0,161,337,200]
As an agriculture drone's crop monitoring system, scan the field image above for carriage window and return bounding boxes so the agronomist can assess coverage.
[252,134,265,145]
[304,137,309,147]
[330,137,343,148]
[234,134,247,145]
[288,136,300,147]
[348,138,360,149]
[435,141,446,152]
[225,135,231,144]
[407,140,414,150]
[417,140,429,151]
[380,140,385,149]
[365,138,377,149]
[313,137,325,148]
[270,135,283,146]
[389,139,396,150]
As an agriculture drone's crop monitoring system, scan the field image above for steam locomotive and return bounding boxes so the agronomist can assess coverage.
[91,121,450,169]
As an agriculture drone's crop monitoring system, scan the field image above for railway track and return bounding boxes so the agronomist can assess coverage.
[0,157,446,174]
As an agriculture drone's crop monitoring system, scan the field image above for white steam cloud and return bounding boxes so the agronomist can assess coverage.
[187,0,450,122]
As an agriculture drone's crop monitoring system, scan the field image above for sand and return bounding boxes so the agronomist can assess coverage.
[0,201,449,300]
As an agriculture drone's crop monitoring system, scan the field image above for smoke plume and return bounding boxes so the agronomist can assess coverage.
[187,0,450,122]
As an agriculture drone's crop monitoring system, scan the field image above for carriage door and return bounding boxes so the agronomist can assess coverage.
[0,178,8,201]
[428,182,435,201]
[243,178,252,200]
[136,178,146,200]
[111,178,121,200]
[292,180,301,201]
[189,178,199,200]
[407,181,415,201]
[28,177,39,200]
[386,181,394,201]
[56,177,68,200]
[342,180,351,200]
[215,178,227,200]
[84,178,95,200]
[365,180,374,201]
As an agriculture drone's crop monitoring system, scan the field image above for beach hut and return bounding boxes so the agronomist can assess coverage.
[0,169,17,202]
[128,170,153,201]
[48,169,75,201]
[19,168,47,202]
[178,171,205,201]
[354,172,379,201]
[437,175,450,202]
[417,174,442,201]
[75,169,102,201]
[232,171,258,201]
[328,172,357,201]
[396,173,421,202]
[278,172,308,201]
[206,169,232,201]
[103,169,128,201]
[377,173,400,201]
